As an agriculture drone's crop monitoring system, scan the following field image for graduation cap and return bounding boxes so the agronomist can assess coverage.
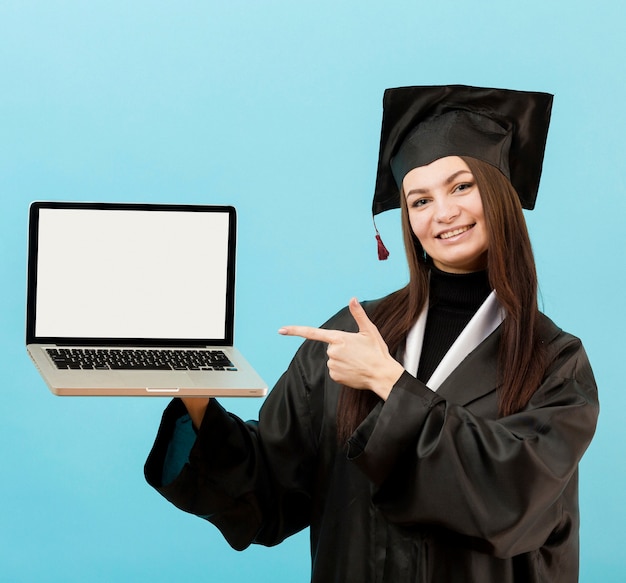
[372,86,553,258]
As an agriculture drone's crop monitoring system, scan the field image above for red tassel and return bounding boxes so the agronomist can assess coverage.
[376,233,389,260]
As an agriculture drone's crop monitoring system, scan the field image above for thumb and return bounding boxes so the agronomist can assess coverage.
[348,297,377,334]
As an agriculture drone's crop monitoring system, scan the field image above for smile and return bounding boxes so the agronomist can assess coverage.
[437,224,474,240]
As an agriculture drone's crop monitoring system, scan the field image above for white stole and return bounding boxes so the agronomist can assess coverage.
[402,291,505,392]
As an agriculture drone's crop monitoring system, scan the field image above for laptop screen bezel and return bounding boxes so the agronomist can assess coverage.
[26,201,237,347]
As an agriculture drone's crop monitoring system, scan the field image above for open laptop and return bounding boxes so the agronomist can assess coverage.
[26,201,268,397]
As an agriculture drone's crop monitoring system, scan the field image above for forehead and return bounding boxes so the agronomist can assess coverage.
[402,156,472,192]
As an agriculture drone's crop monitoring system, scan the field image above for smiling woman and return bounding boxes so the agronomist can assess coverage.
[403,156,489,274]
[145,85,599,583]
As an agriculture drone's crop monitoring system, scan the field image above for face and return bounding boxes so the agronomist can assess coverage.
[403,156,488,274]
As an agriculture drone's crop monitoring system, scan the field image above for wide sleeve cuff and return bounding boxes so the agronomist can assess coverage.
[144,398,189,488]
[347,371,442,486]
[144,398,235,490]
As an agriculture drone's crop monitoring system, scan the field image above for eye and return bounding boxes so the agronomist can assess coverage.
[409,197,429,208]
[453,182,474,194]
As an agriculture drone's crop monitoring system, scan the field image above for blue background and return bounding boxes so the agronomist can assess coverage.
[1,1,623,581]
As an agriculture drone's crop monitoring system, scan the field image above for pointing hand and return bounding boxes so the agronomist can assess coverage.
[279,298,404,400]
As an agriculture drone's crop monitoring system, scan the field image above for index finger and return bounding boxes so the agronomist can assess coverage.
[278,325,338,343]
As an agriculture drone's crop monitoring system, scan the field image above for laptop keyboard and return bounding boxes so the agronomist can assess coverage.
[46,348,237,371]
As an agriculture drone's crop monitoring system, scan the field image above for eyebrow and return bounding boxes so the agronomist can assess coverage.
[405,170,474,198]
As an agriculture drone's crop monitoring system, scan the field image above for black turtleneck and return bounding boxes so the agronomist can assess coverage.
[416,267,492,384]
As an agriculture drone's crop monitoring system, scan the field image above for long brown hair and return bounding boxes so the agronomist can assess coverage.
[336,156,547,441]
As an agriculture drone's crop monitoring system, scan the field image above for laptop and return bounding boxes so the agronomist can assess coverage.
[26,201,268,397]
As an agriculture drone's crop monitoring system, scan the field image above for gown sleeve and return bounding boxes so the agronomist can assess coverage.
[346,327,599,559]
[144,307,352,551]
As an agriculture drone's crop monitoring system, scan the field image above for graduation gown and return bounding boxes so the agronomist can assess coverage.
[144,300,598,582]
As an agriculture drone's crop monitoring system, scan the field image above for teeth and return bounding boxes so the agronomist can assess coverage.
[439,226,471,240]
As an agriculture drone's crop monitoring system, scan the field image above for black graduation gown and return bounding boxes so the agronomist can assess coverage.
[145,301,598,582]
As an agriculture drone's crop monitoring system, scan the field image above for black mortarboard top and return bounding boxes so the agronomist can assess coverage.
[372,85,553,218]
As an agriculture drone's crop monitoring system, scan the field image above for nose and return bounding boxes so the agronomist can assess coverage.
[434,199,460,223]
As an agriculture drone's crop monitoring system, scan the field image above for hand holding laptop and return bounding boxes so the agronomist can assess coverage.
[181,397,211,429]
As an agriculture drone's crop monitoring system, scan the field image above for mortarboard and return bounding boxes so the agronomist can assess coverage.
[372,85,553,217]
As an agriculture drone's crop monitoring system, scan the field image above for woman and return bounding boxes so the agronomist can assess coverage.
[145,85,598,582]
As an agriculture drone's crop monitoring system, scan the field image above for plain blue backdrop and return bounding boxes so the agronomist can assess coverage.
[1,1,623,581]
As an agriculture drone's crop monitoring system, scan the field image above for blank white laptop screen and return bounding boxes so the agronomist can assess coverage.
[33,207,230,341]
